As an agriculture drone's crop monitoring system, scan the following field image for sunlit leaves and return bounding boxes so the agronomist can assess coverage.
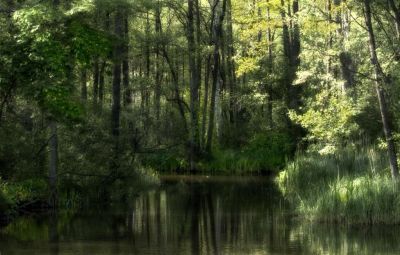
[290,93,359,148]
[66,0,96,16]
[236,57,259,76]
[69,21,112,66]
[8,1,111,122]
[40,86,82,121]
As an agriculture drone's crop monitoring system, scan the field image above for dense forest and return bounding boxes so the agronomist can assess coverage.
[1,0,400,225]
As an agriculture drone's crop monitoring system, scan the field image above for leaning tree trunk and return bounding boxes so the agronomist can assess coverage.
[364,0,399,180]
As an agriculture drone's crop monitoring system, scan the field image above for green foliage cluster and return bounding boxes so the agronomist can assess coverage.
[0,178,48,213]
[140,132,293,174]
[142,151,189,173]
[202,132,293,174]
[276,145,400,224]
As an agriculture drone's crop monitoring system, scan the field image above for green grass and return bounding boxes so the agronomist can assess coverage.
[277,145,400,224]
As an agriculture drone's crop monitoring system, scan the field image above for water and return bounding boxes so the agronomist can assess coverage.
[1,176,400,255]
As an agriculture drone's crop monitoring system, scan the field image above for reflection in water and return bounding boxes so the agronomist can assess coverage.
[0,177,400,254]
[49,210,59,255]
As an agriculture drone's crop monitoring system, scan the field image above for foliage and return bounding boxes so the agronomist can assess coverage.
[0,178,48,213]
[201,132,293,174]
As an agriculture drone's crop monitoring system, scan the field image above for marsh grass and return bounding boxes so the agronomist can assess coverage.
[277,146,400,224]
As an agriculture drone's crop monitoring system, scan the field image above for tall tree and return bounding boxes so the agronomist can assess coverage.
[48,0,60,208]
[363,0,399,179]
[111,9,124,156]
[206,0,227,153]
[187,0,201,169]
[123,14,131,106]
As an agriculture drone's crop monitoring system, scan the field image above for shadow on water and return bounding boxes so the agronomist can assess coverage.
[1,176,400,254]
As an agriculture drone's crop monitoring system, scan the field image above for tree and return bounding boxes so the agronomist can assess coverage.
[206,0,227,153]
[363,0,399,179]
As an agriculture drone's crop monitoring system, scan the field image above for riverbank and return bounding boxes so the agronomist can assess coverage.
[277,145,400,224]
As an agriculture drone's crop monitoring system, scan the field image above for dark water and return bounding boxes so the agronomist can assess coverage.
[1,176,400,255]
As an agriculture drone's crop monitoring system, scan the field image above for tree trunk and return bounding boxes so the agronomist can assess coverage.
[162,47,189,134]
[93,60,99,106]
[99,61,105,110]
[49,120,58,208]
[290,0,301,109]
[201,55,212,148]
[280,0,292,116]
[206,0,227,153]
[188,0,201,170]
[388,0,400,39]
[267,4,274,128]
[226,0,236,125]
[99,11,110,111]
[155,5,162,122]
[48,0,60,209]
[195,0,202,120]
[81,68,87,102]
[143,12,151,127]
[123,16,131,106]
[364,0,399,179]
[339,52,355,91]
[112,10,124,155]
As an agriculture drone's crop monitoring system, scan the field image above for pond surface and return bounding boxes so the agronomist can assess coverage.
[1,176,400,255]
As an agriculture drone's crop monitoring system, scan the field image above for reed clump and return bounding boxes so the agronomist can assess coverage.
[277,146,400,224]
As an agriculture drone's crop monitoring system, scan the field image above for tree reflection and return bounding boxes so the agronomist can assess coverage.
[3,178,400,254]
[48,210,59,255]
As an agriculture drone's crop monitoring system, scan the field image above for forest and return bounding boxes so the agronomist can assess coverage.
[2,0,400,242]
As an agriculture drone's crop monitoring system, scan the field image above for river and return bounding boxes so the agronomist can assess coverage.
[1,176,400,254]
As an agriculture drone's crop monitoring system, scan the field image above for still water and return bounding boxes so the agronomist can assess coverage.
[1,176,400,255]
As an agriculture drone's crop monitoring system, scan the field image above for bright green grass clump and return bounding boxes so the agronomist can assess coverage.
[277,146,400,224]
